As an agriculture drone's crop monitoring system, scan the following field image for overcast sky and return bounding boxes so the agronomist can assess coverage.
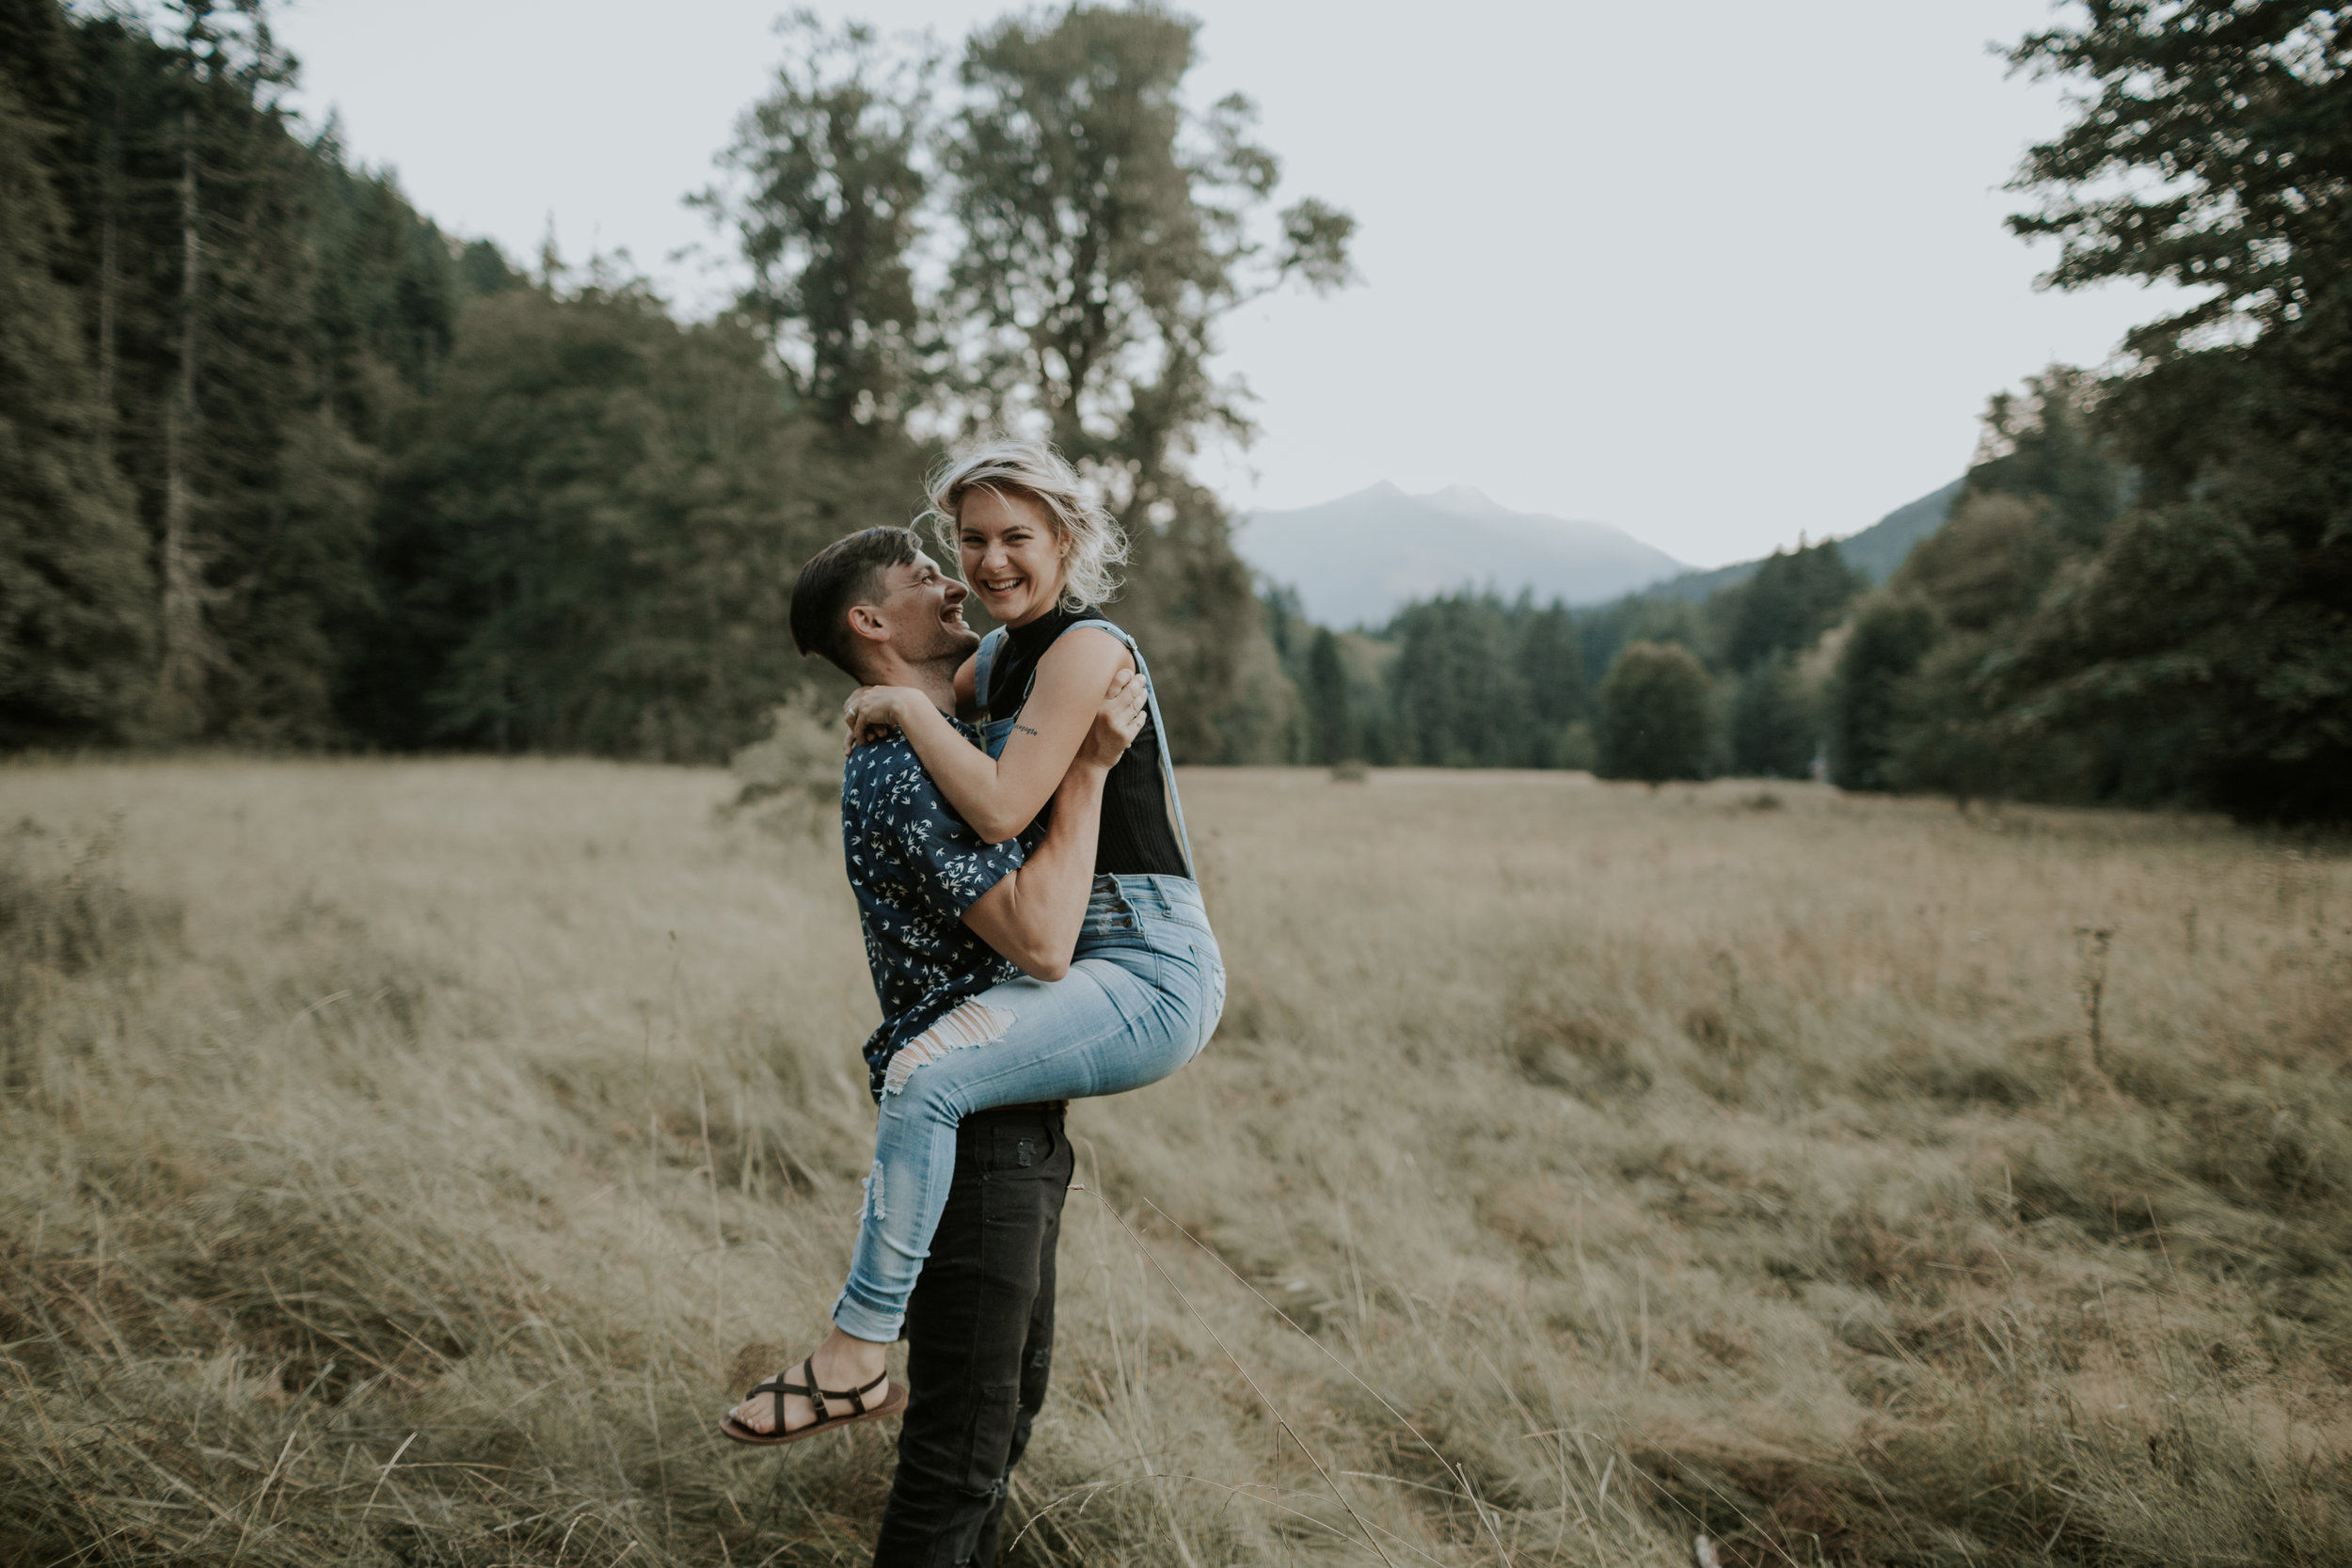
[269,0,2172,570]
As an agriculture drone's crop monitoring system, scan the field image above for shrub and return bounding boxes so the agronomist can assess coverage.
[1596,640,1715,784]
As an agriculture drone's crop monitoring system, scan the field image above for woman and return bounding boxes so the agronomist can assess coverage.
[723,437,1223,1446]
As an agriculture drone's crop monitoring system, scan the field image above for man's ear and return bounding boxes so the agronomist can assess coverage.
[845,601,890,648]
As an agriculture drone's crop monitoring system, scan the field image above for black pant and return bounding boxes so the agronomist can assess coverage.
[871,1101,1073,1568]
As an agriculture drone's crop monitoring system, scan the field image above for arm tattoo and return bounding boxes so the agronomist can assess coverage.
[1012,722,1040,736]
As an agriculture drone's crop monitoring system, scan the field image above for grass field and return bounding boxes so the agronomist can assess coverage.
[4,757,2349,1566]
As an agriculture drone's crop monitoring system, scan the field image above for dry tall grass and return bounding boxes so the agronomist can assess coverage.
[3,758,2348,1566]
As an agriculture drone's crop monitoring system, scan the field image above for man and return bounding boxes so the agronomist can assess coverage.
[732,524,1136,1567]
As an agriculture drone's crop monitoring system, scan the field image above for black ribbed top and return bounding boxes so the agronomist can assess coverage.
[988,607,1187,878]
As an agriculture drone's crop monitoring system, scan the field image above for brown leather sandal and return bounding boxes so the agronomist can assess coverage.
[719,1357,908,1446]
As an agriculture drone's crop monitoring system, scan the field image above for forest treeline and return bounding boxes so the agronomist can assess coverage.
[0,0,1347,763]
[3,2,2344,821]
[1277,3,2348,824]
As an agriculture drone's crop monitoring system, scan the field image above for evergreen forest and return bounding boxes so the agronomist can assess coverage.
[0,0,1348,764]
[2,0,2345,824]
[1274,3,2349,825]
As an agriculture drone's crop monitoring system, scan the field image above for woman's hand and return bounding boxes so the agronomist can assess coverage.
[1073,670,1146,772]
[842,685,919,752]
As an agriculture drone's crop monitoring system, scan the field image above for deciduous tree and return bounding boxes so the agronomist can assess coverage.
[939,4,1351,759]
[1596,641,1713,785]
[702,12,933,433]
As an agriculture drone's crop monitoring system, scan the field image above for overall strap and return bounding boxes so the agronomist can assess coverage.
[1065,618,1198,881]
[972,627,1009,723]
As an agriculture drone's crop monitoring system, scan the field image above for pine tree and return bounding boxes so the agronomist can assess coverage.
[1388,594,1533,766]
[1518,599,1587,728]
[1723,539,1865,672]
[0,68,153,742]
[1727,656,1814,779]
[1997,3,2352,820]
[1304,626,1351,765]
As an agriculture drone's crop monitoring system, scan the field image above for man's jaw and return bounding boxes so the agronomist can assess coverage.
[930,610,980,662]
[863,619,977,714]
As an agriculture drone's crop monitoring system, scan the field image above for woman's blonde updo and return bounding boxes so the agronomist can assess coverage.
[923,436,1129,611]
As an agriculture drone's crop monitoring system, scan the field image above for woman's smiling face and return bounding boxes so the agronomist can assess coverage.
[956,486,1067,628]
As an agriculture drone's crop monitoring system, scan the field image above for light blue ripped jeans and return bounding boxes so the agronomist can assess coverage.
[831,874,1223,1342]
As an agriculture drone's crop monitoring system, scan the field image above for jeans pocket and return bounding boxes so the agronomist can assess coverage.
[985,1117,1067,1183]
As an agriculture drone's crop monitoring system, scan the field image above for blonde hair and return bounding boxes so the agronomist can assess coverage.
[924,436,1128,610]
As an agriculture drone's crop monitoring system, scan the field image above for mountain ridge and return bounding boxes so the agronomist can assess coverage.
[1233,484,1689,627]
[1235,479,1965,627]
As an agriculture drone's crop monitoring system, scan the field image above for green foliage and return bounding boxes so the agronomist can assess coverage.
[1893,490,2057,634]
[701,13,932,431]
[1727,656,1814,780]
[2007,4,2346,361]
[1388,594,1527,768]
[1378,592,1592,768]
[1964,366,2128,548]
[1518,600,1585,727]
[1827,594,1939,792]
[358,285,906,760]
[1720,538,1864,672]
[1595,640,1713,784]
[0,67,151,744]
[940,5,1351,762]
[1303,626,1350,765]
[1813,7,2352,820]
[945,5,1350,473]
[1574,593,1711,690]
[0,0,1347,765]
[4,1,471,747]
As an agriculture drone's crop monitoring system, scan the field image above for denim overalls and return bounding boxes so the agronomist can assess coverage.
[829,620,1226,1343]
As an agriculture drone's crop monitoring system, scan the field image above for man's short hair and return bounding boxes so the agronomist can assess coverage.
[790,526,920,676]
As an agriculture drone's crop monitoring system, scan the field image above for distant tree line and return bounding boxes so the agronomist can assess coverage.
[1263,531,1865,784]
[1267,3,2347,825]
[0,0,1349,762]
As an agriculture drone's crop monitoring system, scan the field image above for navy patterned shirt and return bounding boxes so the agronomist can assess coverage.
[841,714,1042,1097]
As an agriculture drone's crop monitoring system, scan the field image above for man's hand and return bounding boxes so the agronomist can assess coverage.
[1075,670,1146,771]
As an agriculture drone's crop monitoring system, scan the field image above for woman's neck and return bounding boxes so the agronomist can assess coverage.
[1003,597,1071,634]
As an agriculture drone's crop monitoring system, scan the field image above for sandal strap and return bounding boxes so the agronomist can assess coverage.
[803,1357,827,1424]
[829,1365,875,1418]
[824,1367,889,1418]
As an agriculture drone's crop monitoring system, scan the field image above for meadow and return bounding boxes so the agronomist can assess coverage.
[3,756,2348,1567]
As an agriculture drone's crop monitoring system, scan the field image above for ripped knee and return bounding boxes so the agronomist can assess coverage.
[883,998,1015,1096]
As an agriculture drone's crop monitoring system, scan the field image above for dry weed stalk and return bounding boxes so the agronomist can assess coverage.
[2074,924,2116,1073]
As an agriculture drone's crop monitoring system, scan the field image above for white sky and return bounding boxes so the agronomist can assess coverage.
[270,0,2170,570]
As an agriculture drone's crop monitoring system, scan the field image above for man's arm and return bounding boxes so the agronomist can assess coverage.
[960,672,1142,980]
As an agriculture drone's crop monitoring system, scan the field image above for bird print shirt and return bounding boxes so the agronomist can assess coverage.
[840,714,1042,1097]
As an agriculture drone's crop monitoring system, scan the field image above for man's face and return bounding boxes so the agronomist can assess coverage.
[865,551,979,668]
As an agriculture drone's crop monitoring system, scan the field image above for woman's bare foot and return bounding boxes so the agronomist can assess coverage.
[730,1326,891,1436]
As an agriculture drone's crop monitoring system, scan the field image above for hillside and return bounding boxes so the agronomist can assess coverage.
[1233,483,1689,627]
[1239,479,1966,628]
[1645,477,1964,603]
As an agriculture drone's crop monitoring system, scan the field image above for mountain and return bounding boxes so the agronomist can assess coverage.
[1233,483,1689,628]
[1643,478,1965,603]
[1837,477,1966,580]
